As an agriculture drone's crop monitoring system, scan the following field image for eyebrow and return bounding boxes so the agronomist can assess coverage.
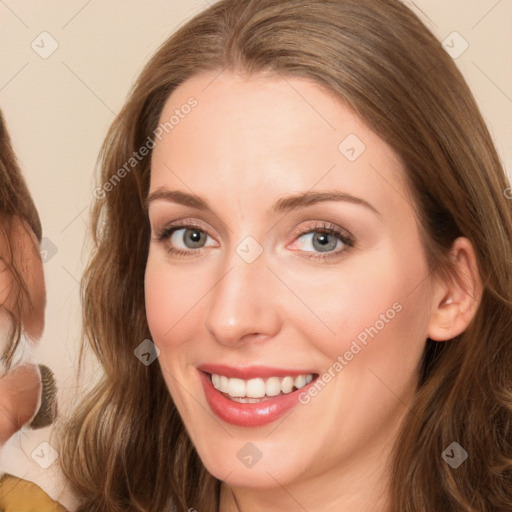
[146,188,380,216]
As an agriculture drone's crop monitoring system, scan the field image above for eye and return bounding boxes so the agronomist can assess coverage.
[156,221,217,257]
[170,227,209,249]
[297,232,339,252]
[154,220,355,261]
[290,222,355,260]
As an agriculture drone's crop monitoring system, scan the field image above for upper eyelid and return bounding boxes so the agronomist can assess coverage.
[155,218,210,233]
[290,224,355,250]
[155,219,218,239]
[147,202,233,235]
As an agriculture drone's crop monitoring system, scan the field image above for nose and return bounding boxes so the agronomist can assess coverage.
[203,245,282,347]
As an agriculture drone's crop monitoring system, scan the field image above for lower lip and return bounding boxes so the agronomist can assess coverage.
[199,371,315,427]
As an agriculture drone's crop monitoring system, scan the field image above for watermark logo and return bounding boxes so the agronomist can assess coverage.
[40,237,58,263]
[237,442,263,468]
[442,441,468,468]
[31,31,59,59]
[134,339,160,366]
[31,441,58,469]
[338,133,366,162]
[236,236,264,264]
[442,32,469,60]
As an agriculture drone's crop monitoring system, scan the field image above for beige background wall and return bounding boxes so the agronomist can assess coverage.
[0,0,511,506]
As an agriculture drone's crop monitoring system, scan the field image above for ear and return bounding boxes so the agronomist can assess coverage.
[0,254,10,307]
[428,237,482,341]
[0,217,46,340]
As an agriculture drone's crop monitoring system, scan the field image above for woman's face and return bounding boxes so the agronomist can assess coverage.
[145,72,438,491]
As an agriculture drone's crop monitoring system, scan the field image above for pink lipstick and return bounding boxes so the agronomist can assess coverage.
[198,364,318,427]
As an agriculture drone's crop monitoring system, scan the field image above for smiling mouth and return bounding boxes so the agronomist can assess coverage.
[207,372,318,403]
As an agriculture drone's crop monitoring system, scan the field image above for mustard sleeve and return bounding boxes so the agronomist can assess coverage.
[0,474,68,512]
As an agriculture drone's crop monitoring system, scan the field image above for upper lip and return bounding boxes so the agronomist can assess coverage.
[198,364,318,380]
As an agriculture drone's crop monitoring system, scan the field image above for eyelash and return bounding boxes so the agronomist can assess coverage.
[156,220,355,261]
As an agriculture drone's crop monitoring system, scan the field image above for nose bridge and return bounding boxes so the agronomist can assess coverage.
[204,239,281,346]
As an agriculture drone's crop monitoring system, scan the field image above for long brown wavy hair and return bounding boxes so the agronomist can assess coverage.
[0,109,43,368]
[60,0,512,510]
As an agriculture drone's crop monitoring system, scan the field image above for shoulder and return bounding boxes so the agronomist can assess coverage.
[0,474,68,512]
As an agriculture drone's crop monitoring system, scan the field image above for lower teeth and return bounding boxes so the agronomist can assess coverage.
[227,395,274,403]
[221,390,296,403]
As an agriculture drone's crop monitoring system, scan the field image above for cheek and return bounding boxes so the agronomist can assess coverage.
[144,254,204,412]
[145,257,181,348]
[144,253,211,353]
[283,243,430,364]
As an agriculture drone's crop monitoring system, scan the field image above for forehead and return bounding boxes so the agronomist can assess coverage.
[150,71,413,221]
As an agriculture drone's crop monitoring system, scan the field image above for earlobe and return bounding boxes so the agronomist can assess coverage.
[15,219,46,340]
[427,237,482,342]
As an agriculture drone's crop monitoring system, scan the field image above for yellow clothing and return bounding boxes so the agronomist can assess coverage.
[0,474,67,512]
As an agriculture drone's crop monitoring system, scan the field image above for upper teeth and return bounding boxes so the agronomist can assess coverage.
[211,373,314,398]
